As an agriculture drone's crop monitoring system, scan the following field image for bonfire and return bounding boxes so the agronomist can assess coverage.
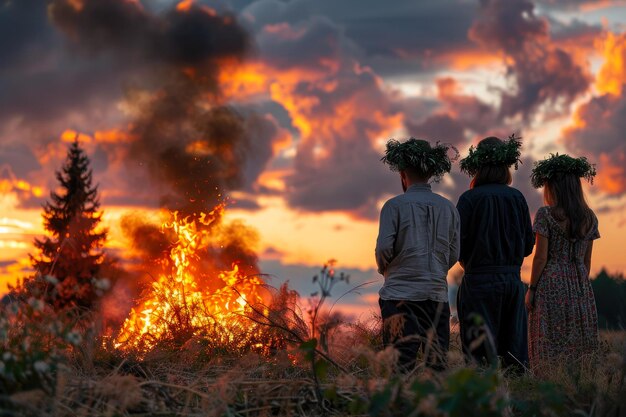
[115,205,271,354]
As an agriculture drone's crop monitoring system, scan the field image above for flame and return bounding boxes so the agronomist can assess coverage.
[115,206,269,353]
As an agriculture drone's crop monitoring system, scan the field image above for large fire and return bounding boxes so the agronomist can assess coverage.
[115,205,269,353]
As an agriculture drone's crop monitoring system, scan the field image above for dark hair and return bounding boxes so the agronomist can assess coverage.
[470,137,513,188]
[544,172,593,239]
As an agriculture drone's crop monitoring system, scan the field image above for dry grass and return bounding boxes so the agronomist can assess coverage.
[2,326,624,417]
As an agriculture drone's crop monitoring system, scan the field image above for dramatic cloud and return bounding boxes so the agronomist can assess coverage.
[403,76,500,155]
[241,0,479,78]
[231,4,405,218]
[469,0,591,121]
[563,32,626,196]
[406,114,466,147]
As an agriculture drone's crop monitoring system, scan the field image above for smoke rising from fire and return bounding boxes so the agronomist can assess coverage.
[49,0,264,213]
[46,0,280,326]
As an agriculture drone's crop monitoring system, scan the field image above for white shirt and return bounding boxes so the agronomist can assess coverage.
[375,183,460,302]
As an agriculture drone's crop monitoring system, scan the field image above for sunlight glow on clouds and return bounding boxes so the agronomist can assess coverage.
[1,0,625,311]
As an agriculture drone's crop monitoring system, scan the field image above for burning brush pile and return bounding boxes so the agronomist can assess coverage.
[40,0,309,356]
[114,206,289,355]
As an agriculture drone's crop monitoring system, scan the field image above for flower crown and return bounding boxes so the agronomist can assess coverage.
[459,134,523,177]
[531,153,596,188]
[381,138,459,182]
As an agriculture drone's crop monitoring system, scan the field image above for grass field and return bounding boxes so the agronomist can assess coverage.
[1,290,624,417]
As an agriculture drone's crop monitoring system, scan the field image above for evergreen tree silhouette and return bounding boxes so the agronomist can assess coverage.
[30,139,107,309]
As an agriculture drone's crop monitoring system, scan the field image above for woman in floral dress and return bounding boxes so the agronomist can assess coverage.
[526,154,600,371]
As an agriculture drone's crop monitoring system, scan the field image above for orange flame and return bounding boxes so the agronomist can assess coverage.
[115,206,268,353]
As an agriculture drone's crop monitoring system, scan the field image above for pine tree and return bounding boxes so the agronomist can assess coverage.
[30,139,107,309]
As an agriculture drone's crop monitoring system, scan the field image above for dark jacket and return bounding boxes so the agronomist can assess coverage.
[456,184,534,273]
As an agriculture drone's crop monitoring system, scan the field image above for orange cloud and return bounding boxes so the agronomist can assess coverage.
[94,129,134,143]
[580,0,626,12]
[562,31,626,195]
[61,129,92,143]
[596,153,626,194]
[437,49,501,70]
[0,166,44,199]
[596,32,626,96]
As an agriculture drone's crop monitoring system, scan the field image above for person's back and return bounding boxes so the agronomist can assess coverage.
[456,135,533,370]
[377,185,459,302]
[376,138,460,373]
[526,155,600,372]
[457,183,534,272]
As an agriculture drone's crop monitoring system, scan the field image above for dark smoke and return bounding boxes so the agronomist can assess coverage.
[49,0,257,214]
[49,0,249,68]
[48,0,271,316]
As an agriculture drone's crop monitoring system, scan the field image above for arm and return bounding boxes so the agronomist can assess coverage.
[456,195,471,270]
[584,241,593,277]
[448,207,460,270]
[375,202,398,275]
[522,200,535,257]
[525,233,548,310]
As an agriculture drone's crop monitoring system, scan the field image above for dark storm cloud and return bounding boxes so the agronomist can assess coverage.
[242,0,479,78]
[406,114,467,148]
[286,139,397,216]
[469,0,591,121]
[50,0,249,67]
[255,15,344,72]
[0,0,56,73]
[0,143,41,178]
[325,0,477,58]
[0,0,124,127]
[548,17,602,43]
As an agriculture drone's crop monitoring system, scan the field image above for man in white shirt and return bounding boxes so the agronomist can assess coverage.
[376,138,460,372]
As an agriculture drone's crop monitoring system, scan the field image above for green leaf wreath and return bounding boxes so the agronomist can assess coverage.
[381,138,459,182]
[459,134,523,177]
[530,153,596,188]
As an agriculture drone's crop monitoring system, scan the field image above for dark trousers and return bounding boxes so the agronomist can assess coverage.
[379,298,450,372]
[458,273,528,369]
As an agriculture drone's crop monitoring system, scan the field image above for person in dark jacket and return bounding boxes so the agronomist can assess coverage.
[456,135,534,370]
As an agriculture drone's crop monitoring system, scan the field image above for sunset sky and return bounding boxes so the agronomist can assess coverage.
[1,0,626,319]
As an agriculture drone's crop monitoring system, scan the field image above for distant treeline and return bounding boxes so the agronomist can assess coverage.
[592,269,626,330]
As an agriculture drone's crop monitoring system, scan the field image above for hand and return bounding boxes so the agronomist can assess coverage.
[525,289,535,311]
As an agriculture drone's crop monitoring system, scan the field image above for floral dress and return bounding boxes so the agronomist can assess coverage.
[529,206,600,368]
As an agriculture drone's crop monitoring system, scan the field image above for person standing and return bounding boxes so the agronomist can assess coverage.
[456,135,534,370]
[526,154,600,372]
[376,138,460,372]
